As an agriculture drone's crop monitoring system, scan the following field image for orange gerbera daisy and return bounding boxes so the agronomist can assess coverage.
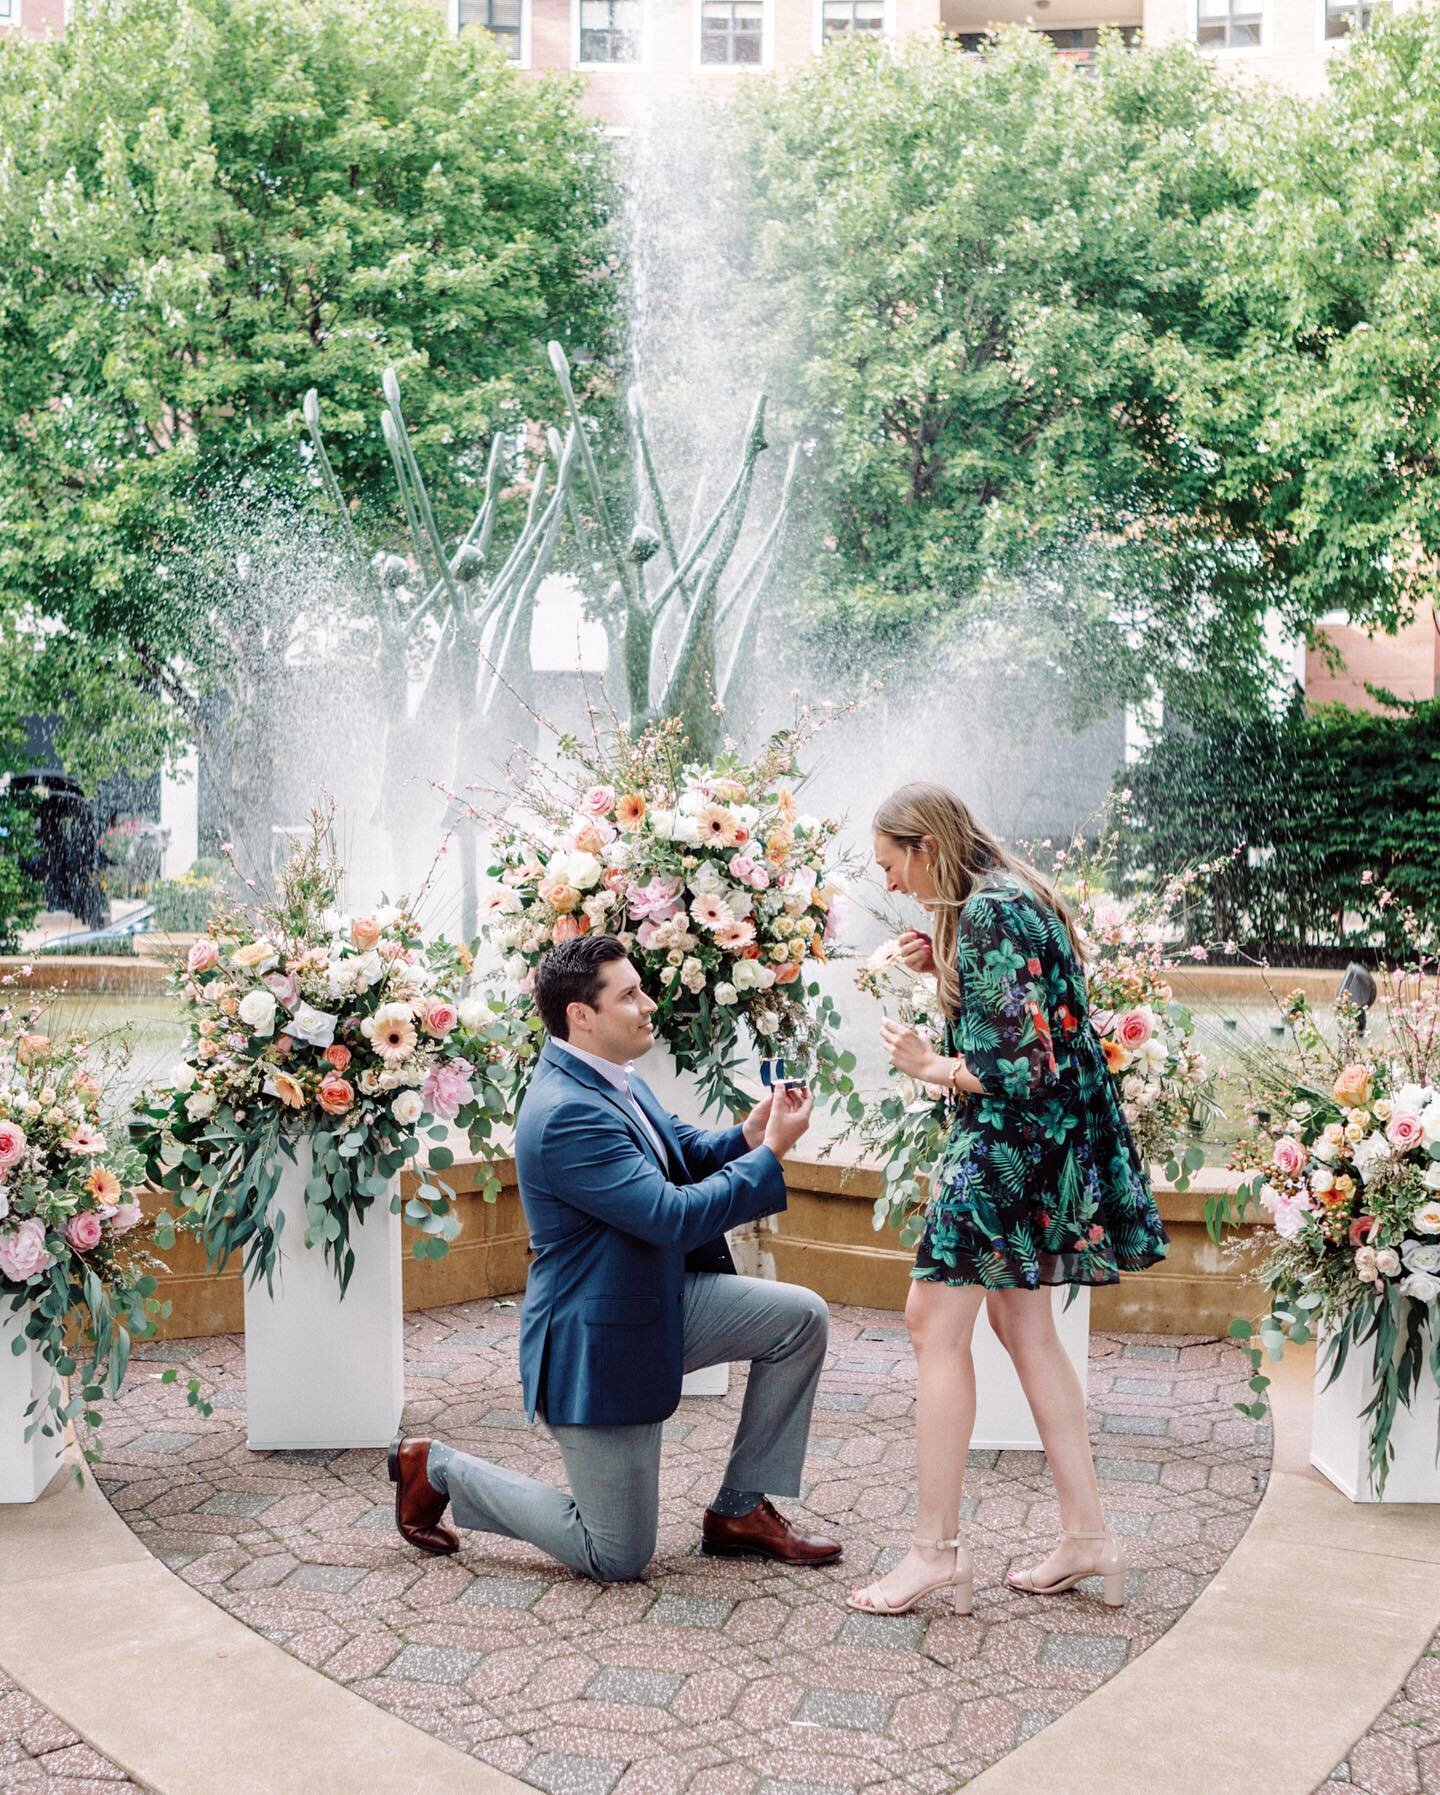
[1101,1037,1131,1074]
[616,793,647,830]
[697,804,739,847]
[85,1167,122,1203]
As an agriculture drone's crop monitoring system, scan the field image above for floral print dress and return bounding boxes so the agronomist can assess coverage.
[915,873,1168,1289]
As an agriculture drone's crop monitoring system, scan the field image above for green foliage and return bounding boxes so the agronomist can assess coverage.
[1121,694,1440,956]
[148,860,224,933]
[727,20,1440,722]
[727,31,1283,718]
[0,0,618,787]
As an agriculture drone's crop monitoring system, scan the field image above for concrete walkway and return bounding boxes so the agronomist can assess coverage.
[0,1334,1434,1795]
[967,1345,1440,1795]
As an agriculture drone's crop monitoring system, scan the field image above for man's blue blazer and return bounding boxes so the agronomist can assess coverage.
[514,1038,789,1426]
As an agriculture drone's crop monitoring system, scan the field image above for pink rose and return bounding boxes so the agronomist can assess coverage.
[264,969,301,1010]
[748,864,771,891]
[316,1075,355,1116]
[730,856,756,883]
[582,785,616,816]
[635,920,660,950]
[0,1218,53,1283]
[351,916,382,951]
[1386,1110,1424,1150]
[422,1057,475,1122]
[66,1212,103,1252]
[187,939,220,974]
[0,1121,26,1171]
[1117,1009,1153,1051]
[109,1199,144,1237]
[423,1000,458,1039]
[601,867,628,894]
[1272,1136,1307,1177]
[324,1044,351,1072]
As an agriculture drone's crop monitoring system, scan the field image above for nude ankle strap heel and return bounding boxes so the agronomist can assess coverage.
[1009,1528,1127,1607]
[847,1533,974,1618]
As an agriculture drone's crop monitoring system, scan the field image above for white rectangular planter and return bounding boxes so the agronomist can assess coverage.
[971,1286,1091,1452]
[243,1140,404,1452]
[0,1304,66,1503]
[1311,1325,1440,1504]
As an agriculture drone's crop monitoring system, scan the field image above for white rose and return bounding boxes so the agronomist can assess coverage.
[1374,1247,1402,1278]
[348,949,386,993]
[456,996,489,1031]
[714,982,738,1006]
[1394,1083,1428,1116]
[547,849,602,892]
[1311,1135,1338,1165]
[237,989,278,1037]
[603,839,632,870]
[1402,1239,1440,1274]
[168,1063,196,1092]
[1309,1166,1335,1195]
[185,1090,217,1121]
[680,957,706,993]
[1412,1200,1440,1235]
[391,1090,423,1126]
[1352,1132,1393,1180]
[753,963,777,989]
[1425,1163,1440,1191]
[1419,1101,1440,1147]
[687,860,728,898]
[754,1009,778,1036]
[678,787,708,816]
[289,1002,339,1049]
[1400,1269,1440,1305]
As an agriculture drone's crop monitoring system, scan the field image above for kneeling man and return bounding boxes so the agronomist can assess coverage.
[389,933,839,1579]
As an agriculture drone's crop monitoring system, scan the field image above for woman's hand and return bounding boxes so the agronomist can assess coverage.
[742,1089,774,1149]
[897,929,936,975]
[880,1018,946,1083]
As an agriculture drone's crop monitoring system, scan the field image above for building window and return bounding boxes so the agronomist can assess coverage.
[580,0,641,61]
[1196,0,1261,46]
[1325,0,1385,36]
[821,0,885,43]
[458,0,523,58]
[0,0,15,24]
[701,0,763,62]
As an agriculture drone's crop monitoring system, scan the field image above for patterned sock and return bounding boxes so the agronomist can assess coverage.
[425,1442,453,1496]
[711,1484,764,1517]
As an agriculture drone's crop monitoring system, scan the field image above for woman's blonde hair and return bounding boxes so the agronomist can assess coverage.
[872,780,1083,1018]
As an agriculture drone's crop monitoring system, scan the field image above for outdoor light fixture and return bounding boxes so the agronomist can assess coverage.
[1334,961,1378,1034]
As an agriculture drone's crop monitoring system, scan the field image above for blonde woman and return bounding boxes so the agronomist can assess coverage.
[847,781,1167,1617]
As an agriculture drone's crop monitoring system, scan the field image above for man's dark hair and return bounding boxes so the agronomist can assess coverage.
[535,934,632,1039]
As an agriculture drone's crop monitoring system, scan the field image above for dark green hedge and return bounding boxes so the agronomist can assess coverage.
[1119,694,1440,959]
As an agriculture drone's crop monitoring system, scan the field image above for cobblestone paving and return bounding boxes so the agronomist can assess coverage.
[0,1670,140,1789]
[1326,1629,1440,1793]
[83,1303,1273,1795]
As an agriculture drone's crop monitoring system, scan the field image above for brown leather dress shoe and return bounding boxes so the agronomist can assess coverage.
[388,1437,460,1556]
[701,1498,841,1565]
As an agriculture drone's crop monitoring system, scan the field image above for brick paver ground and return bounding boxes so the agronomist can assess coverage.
[1326,1629,1440,1793]
[0,1670,140,1790]
[72,1302,1275,1795]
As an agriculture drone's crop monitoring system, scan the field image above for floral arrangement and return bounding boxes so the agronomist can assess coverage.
[1213,957,1440,1494]
[0,998,159,1442]
[1081,888,1215,1187]
[475,720,852,1115]
[132,815,513,1294]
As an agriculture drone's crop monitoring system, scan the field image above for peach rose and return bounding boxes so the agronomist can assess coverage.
[324,1044,352,1072]
[552,914,590,943]
[351,916,382,951]
[539,879,582,914]
[16,1033,50,1065]
[316,1075,354,1115]
[1333,1063,1373,1108]
[232,939,276,970]
[775,962,801,985]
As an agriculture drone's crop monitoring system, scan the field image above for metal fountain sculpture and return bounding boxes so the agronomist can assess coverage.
[300,345,797,937]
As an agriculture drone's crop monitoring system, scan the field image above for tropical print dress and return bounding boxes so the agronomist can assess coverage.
[914,872,1168,1289]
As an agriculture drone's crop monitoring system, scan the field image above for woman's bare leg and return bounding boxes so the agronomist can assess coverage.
[848,1281,985,1608]
[987,1288,1107,1585]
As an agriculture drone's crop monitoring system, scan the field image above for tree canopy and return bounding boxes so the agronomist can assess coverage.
[0,0,618,785]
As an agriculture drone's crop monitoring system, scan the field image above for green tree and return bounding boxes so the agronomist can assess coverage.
[1166,6,1440,642]
[725,33,1307,721]
[0,0,617,840]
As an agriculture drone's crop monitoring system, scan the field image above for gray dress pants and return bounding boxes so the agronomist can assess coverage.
[434,1272,829,1581]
